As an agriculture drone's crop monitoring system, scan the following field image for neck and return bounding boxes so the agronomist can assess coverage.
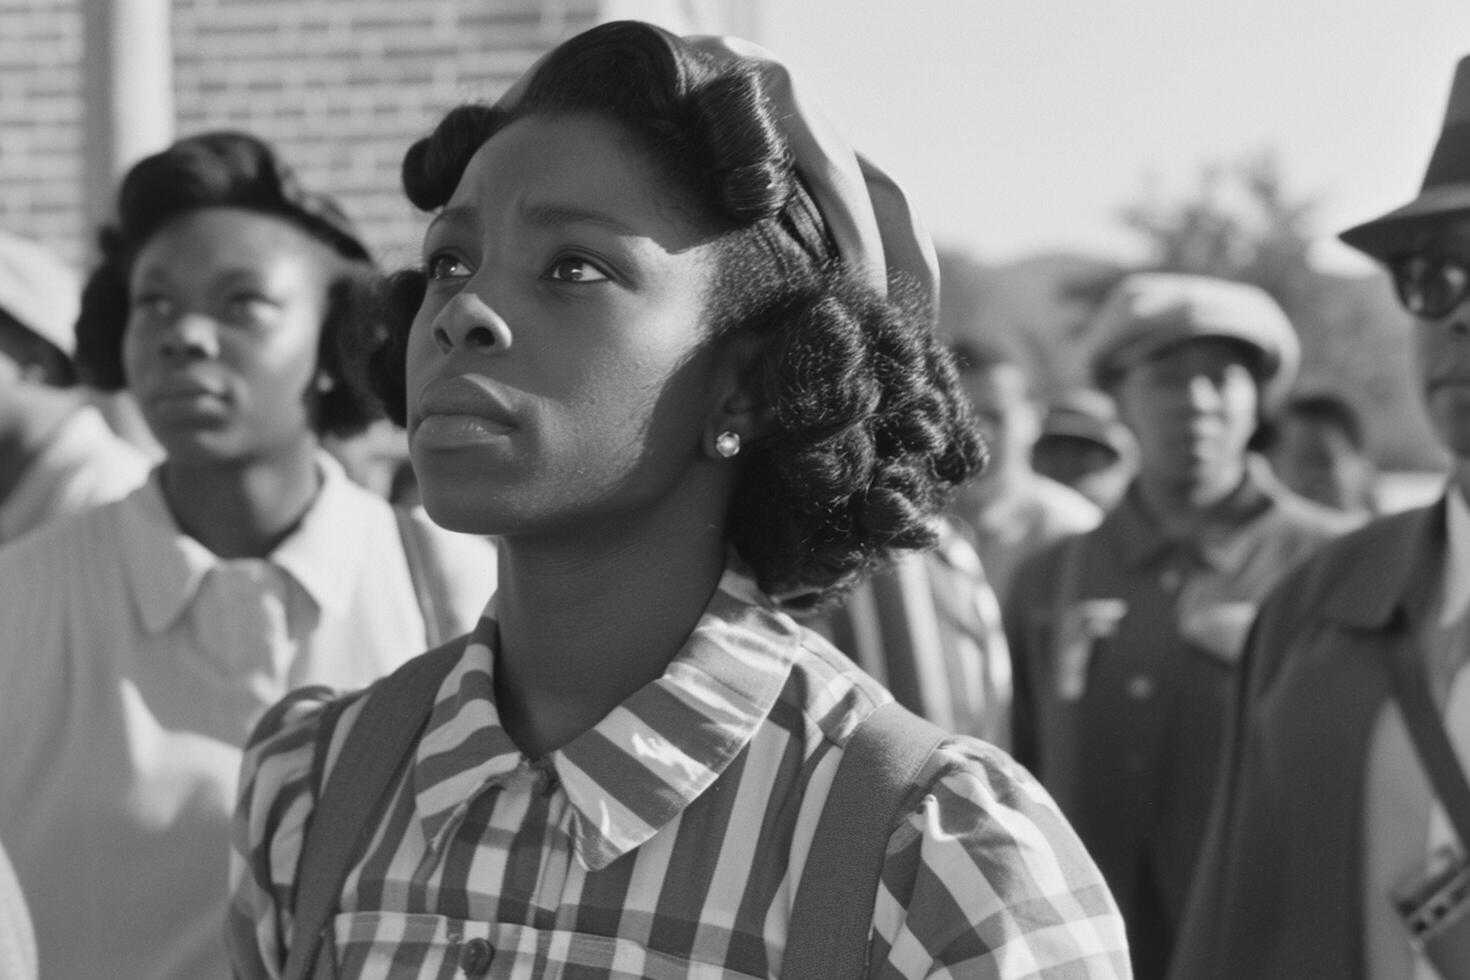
[159,440,322,558]
[1135,458,1247,538]
[492,498,730,760]
[0,386,84,506]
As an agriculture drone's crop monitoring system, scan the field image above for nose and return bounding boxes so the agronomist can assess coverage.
[431,290,513,356]
[1184,373,1224,409]
[157,312,220,362]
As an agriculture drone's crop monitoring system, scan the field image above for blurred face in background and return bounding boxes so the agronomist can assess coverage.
[1113,337,1260,504]
[1269,413,1375,513]
[123,207,332,468]
[958,361,1040,507]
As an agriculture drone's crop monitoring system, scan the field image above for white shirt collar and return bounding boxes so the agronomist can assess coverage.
[120,453,372,634]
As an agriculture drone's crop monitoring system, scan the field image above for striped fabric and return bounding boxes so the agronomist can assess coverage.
[818,518,1014,747]
[229,569,1129,979]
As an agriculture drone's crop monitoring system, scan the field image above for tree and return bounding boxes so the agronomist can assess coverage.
[1075,151,1442,470]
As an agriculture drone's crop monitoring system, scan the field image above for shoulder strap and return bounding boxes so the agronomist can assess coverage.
[1386,636,1470,852]
[393,506,456,649]
[282,637,467,980]
[784,700,949,979]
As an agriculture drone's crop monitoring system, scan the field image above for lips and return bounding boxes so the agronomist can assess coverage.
[146,374,229,406]
[413,376,518,447]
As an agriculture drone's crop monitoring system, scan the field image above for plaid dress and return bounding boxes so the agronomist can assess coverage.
[229,569,1129,979]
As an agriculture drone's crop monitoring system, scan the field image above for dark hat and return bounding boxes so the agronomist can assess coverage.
[1040,387,1136,461]
[1341,55,1470,260]
[1085,272,1301,408]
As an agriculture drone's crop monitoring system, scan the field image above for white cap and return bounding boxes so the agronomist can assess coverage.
[0,229,80,360]
[1086,272,1301,409]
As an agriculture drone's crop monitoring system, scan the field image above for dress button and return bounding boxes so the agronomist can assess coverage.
[460,937,494,977]
[1126,674,1155,700]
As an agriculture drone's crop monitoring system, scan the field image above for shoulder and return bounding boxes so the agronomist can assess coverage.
[875,737,1129,972]
[1265,483,1365,540]
[1245,507,1430,677]
[236,685,352,848]
[1265,504,1427,606]
[0,493,128,580]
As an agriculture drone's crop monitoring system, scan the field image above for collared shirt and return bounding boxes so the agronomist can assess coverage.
[229,569,1130,980]
[812,518,1013,745]
[0,402,148,545]
[1006,462,1355,977]
[0,456,496,980]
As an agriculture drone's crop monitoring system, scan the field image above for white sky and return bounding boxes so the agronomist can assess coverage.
[761,1,1470,274]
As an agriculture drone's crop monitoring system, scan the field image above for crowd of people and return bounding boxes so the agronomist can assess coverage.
[1,16,1469,980]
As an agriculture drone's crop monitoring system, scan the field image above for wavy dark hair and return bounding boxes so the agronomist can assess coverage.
[361,20,985,603]
[74,130,382,438]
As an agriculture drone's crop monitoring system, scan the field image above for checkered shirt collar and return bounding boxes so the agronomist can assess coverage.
[409,567,807,871]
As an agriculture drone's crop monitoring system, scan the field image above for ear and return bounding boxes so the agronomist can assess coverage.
[703,330,772,460]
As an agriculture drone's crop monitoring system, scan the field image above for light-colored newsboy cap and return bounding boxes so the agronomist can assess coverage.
[0,229,79,360]
[1086,272,1300,408]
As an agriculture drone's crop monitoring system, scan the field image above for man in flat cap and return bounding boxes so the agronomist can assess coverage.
[0,230,147,545]
[1004,270,1356,979]
[1174,55,1470,980]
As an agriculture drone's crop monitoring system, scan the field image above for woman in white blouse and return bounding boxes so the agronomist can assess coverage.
[0,131,493,980]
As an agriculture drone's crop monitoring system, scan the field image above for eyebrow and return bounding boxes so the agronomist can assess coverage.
[520,202,635,235]
[425,200,639,240]
[425,205,478,239]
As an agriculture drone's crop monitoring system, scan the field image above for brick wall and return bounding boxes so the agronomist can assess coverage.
[0,0,605,270]
[172,0,601,270]
[1,0,760,272]
[0,0,85,266]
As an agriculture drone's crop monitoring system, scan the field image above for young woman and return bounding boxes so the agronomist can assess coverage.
[230,22,1128,979]
[0,131,493,980]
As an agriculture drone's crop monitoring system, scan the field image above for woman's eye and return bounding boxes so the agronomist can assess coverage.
[223,294,276,322]
[132,294,173,318]
[543,257,609,283]
[427,253,472,281]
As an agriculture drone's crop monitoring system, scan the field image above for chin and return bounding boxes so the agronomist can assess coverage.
[418,492,501,535]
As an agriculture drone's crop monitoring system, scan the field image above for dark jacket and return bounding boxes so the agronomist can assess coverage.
[1005,470,1356,978]
[1169,501,1446,980]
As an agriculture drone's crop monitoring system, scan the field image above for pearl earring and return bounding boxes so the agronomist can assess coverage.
[715,430,741,458]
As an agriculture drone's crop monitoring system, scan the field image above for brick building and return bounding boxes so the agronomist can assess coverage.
[1,0,763,269]
[0,0,763,487]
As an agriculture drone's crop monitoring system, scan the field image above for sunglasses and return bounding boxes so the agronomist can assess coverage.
[1390,253,1470,319]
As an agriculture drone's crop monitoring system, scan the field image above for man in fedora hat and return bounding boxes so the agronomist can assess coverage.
[1172,55,1470,980]
[0,229,147,544]
[1004,270,1355,979]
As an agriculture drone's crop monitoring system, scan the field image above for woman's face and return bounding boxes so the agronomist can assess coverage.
[124,207,332,467]
[406,112,728,537]
[1114,336,1260,496]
